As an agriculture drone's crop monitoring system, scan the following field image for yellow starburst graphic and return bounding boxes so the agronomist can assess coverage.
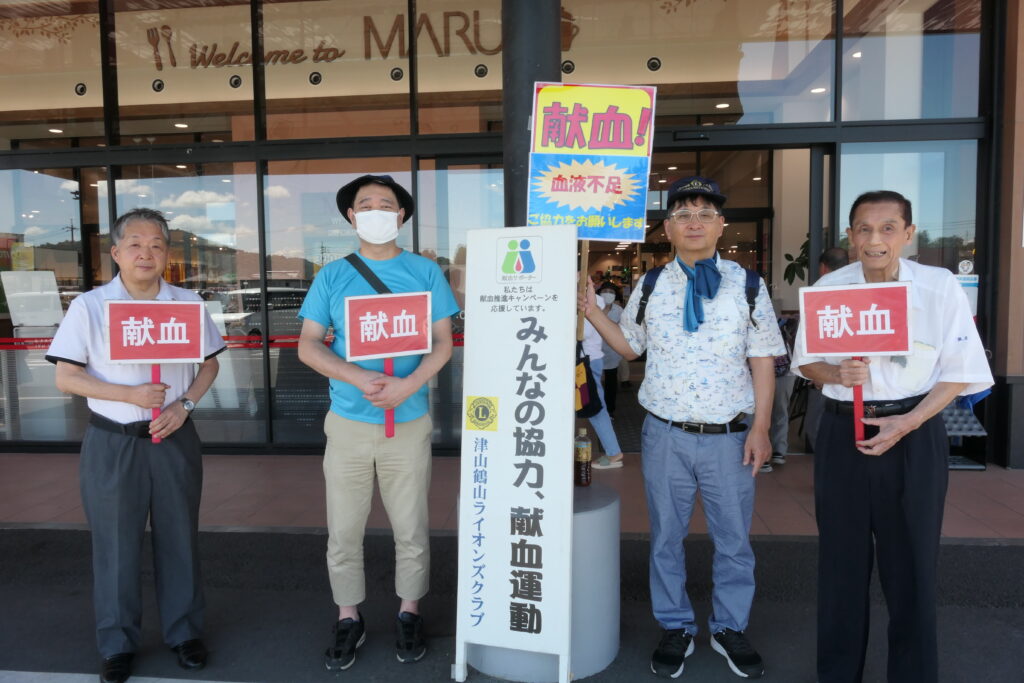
[533,159,640,212]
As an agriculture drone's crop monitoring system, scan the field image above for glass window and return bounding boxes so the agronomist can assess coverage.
[839,140,978,273]
[263,0,411,139]
[115,1,254,144]
[568,1,834,126]
[0,1,105,148]
[842,0,981,121]
[263,158,412,443]
[0,166,102,441]
[416,0,502,134]
[112,162,266,444]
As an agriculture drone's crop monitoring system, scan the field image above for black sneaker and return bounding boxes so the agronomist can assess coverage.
[711,628,764,678]
[650,628,694,678]
[770,452,786,465]
[395,611,426,663]
[324,615,366,671]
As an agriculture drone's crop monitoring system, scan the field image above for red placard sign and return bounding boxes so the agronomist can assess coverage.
[344,292,432,361]
[106,300,205,364]
[799,281,912,357]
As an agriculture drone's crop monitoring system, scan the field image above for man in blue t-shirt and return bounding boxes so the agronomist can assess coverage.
[298,175,460,672]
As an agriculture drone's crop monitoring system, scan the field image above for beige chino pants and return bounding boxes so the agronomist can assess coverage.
[323,411,433,606]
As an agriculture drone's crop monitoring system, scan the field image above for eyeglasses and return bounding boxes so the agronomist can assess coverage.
[669,208,721,224]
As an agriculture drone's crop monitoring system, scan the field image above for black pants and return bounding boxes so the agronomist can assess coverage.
[814,410,948,683]
[602,368,618,416]
[79,419,205,657]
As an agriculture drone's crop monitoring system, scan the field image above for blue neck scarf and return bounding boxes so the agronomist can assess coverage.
[677,255,722,332]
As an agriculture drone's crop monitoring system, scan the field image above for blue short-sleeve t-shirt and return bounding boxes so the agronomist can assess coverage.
[298,250,460,424]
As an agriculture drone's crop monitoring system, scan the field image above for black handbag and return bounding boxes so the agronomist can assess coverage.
[574,341,603,418]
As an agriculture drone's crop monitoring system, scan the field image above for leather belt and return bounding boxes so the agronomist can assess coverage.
[648,412,748,434]
[824,394,926,418]
[89,412,152,439]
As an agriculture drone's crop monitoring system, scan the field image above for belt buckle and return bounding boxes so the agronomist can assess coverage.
[864,404,877,418]
[682,421,703,434]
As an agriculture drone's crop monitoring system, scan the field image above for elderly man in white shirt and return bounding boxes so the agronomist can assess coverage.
[792,190,993,683]
[46,208,224,683]
[583,176,785,680]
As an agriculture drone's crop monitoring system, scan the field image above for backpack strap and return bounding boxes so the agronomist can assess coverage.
[344,252,392,294]
[743,268,760,329]
[634,265,664,325]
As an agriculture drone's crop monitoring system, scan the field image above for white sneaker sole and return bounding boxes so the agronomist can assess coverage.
[396,644,427,663]
[710,635,763,679]
[325,631,366,671]
[650,638,695,679]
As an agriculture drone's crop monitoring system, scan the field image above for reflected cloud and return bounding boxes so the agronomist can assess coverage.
[108,179,152,199]
[59,180,79,192]
[161,190,235,208]
[23,225,48,244]
[265,185,291,199]
[169,213,215,234]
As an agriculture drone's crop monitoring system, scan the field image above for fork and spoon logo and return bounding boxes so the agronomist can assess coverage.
[145,25,177,70]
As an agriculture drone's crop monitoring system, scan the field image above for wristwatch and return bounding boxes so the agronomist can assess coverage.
[180,397,196,414]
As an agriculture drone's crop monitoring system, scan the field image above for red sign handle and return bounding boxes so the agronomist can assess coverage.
[852,356,864,443]
[384,357,395,439]
[151,364,162,444]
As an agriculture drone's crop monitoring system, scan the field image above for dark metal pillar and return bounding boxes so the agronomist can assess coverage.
[501,0,561,227]
[808,146,825,284]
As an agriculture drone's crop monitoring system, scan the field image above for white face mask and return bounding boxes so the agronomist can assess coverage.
[354,210,400,244]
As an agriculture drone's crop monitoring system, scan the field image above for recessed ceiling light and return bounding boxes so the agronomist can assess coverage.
[810,87,827,94]
[89,183,98,187]
[667,166,677,171]
[715,103,729,109]
[48,128,63,134]
[723,223,730,227]
[174,123,189,128]
[222,178,231,183]
[137,193,147,198]
[658,179,667,183]
[211,138,224,143]
[176,164,187,169]
[852,51,863,59]
[752,177,762,181]
[702,122,715,126]
[653,201,660,206]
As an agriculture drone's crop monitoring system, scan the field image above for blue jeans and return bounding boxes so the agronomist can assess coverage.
[641,414,756,635]
[586,357,622,456]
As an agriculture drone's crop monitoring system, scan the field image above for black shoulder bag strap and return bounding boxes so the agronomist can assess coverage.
[345,252,392,294]
[743,267,760,329]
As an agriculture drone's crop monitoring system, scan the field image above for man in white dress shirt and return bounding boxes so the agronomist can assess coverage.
[792,191,993,683]
[582,176,785,679]
[46,208,224,683]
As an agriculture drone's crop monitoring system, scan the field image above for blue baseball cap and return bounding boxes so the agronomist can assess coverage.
[666,175,727,208]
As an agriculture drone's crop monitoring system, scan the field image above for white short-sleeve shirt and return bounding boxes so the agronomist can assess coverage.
[618,256,787,423]
[46,276,227,424]
[791,259,993,401]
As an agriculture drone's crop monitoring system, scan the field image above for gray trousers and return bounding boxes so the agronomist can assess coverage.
[79,419,205,657]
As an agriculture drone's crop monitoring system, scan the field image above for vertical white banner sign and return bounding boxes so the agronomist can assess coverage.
[453,225,577,683]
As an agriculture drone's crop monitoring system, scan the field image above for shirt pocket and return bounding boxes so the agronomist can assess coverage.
[892,341,938,394]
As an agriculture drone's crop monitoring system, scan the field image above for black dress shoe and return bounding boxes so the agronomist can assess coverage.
[172,638,208,670]
[99,652,134,683]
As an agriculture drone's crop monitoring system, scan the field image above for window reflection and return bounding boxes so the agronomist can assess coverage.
[115,0,254,144]
[843,0,981,120]
[571,1,834,125]
[0,1,104,147]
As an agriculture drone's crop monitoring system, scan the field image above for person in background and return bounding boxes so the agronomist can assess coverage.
[792,190,992,683]
[762,314,798,472]
[802,247,851,449]
[47,208,224,683]
[583,294,626,470]
[297,175,460,671]
[596,283,625,417]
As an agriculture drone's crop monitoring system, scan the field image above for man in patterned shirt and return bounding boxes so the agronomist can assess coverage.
[582,176,785,679]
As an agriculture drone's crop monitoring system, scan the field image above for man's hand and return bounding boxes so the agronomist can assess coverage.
[577,278,596,317]
[148,400,188,440]
[353,368,387,397]
[837,358,870,387]
[364,375,417,410]
[743,427,772,477]
[857,412,921,456]
[130,382,168,409]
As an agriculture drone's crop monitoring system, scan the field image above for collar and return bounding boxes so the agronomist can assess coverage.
[667,251,720,280]
[110,274,172,301]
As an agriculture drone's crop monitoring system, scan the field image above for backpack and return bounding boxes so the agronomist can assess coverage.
[634,264,760,328]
